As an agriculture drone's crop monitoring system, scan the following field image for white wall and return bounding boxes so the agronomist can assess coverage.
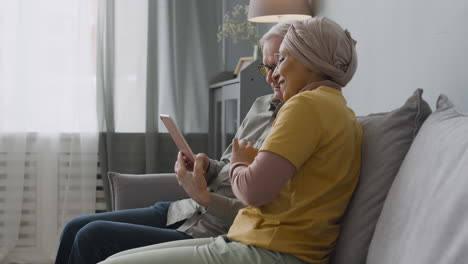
[317,0,468,115]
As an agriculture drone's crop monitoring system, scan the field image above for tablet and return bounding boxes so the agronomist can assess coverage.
[160,114,196,165]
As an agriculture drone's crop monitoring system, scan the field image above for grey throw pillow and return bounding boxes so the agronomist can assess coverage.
[366,95,468,264]
[331,89,432,264]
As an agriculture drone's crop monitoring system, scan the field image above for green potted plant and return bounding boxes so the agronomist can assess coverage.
[217,4,261,60]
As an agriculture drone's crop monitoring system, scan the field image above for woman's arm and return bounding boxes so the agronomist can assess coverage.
[230,150,295,207]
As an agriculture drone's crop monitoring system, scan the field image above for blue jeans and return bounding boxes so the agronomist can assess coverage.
[55,202,192,264]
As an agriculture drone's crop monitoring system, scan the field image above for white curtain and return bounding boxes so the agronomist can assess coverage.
[156,0,221,133]
[104,0,221,134]
[97,0,221,206]
[0,0,98,263]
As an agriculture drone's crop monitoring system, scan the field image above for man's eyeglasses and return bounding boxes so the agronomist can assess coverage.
[257,53,282,76]
[257,64,276,76]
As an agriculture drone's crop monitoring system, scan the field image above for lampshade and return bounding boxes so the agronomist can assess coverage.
[248,0,313,23]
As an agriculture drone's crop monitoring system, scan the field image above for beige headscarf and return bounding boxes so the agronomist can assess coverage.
[281,17,358,87]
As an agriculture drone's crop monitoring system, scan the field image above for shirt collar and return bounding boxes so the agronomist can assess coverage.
[269,97,282,111]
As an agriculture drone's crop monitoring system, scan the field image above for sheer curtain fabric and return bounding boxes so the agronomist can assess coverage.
[0,0,98,263]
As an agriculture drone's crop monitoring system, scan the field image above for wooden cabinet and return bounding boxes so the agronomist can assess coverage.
[209,60,271,159]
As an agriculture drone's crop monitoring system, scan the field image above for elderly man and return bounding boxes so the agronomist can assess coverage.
[55,21,294,264]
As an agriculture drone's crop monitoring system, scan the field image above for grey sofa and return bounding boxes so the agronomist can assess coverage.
[108,90,468,263]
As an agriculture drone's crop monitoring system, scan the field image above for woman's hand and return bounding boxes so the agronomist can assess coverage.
[174,152,211,207]
[231,138,259,165]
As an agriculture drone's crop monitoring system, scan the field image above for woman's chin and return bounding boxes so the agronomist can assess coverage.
[274,90,283,101]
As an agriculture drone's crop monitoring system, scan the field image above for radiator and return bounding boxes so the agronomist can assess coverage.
[0,151,104,248]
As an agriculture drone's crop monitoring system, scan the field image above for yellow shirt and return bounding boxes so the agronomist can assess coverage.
[227,86,362,264]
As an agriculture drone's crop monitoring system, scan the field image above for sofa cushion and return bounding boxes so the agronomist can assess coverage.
[367,95,468,263]
[108,172,188,211]
[331,89,431,264]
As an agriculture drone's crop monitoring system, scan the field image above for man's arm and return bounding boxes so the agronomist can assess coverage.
[204,193,246,224]
[178,95,274,219]
[204,158,229,183]
[175,153,246,223]
[202,156,247,223]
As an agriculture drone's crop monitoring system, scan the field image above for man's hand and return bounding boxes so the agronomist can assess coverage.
[231,138,259,165]
[197,153,210,174]
[176,152,209,174]
[174,152,212,207]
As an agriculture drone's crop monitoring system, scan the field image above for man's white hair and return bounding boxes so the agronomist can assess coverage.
[259,21,296,50]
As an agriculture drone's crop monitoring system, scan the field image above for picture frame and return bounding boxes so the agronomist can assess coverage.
[234,56,255,76]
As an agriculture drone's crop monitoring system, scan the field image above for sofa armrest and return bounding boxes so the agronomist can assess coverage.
[108,172,189,211]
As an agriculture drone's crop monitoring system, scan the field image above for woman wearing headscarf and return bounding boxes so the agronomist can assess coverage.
[99,17,361,264]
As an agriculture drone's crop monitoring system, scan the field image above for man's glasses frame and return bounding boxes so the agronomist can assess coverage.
[257,53,281,76]
[257,64,275,76]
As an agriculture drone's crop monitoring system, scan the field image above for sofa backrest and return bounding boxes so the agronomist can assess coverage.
[367,95,468,263]
[331,89,431,264]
